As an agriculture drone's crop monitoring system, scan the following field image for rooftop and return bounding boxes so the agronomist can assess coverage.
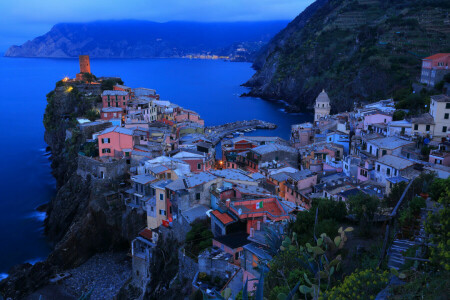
[209,169,255,182]
[377,155,415,170]
[99,126,134,136]
[184,172,218,188]
[368,137,414,150]
[102,90,128,96]
[411,113,435,125]
[213,232,249,249]
[252,143,297,155]
[211,210,235,225]
[131,174,156,185]
[181,205,209,224]
[423,53,450,60]
[431,94,450,103]
[151,179,173,190]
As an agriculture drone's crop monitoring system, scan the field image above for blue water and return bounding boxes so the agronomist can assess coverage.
[0,57,312,275]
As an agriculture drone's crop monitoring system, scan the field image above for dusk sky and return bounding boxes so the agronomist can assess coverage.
[0,0,314,52]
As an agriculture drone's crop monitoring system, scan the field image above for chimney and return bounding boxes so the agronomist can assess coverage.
[226,199,230,207]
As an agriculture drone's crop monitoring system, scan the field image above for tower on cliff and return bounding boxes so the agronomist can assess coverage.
[76,55,91,81]
[314,89,331,122]
[79,55,91,73]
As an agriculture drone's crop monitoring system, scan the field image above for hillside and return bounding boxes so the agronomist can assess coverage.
[4,20,288,61]
[244,0,450,112]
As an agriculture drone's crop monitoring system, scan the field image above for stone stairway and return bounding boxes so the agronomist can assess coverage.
[387,239,416,270]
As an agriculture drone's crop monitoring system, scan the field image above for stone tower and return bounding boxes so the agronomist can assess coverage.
[314,89,331,122]
[79,55,91,74]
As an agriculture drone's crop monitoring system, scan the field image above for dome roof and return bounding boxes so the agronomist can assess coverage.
[316,89,330,103]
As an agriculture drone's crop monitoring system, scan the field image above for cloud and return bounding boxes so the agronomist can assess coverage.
[0,0,314,51]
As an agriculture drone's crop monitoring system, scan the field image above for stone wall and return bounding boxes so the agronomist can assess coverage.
[178,248,198,283]
[79,121,112,141]
[77,155,127,181]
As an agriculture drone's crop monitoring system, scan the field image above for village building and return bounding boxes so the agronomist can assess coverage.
[429,94,450,138]
[101,107,123,121]
[98,126,136,158]
[363,136,414,159]
[374,155,416,185]
[291,123,314,147]
[420,53,450,87]
[146,179,173,229]
[314,90,331,122]
[102,90,130,109]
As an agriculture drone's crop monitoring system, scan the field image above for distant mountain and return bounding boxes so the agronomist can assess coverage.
[244,0,450,112]
[4,20,289,61]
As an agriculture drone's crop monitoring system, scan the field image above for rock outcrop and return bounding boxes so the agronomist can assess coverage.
[244,0,450,112]
[0,82,146,299]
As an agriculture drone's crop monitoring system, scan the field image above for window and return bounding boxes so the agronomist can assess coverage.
[197,163,201,170]
[196,193,201,200]
[426,125,430,131]
[167,173,171,179]
[382,150,387,156]
[159,193,164,200]
[104,113,107,118]
[116,102,119,107]
[123,102,126,106]
[377,164,380,172]
[235,252,240,260]
[414,124,418,130]
[386,168,390,175]
[445,113,449,119]
[384,119,387,123]
[113,113,116,117]
[446,103,450,109]
[102,148,111,154]
[123,96,126,100]
[107,95,110,101]
[443,126,447,133]
[159,209,166,216]
[150,206,154,212]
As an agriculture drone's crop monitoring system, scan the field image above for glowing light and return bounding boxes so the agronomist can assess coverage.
[65,86,73,93]
[62,77,69,82]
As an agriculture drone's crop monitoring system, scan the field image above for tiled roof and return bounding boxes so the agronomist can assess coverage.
[377,155,415,170]
[411,113,435,125]
[181,205,209,224]
[252,144,297,155]
[368,137,414,150]
[211,210,235,225]
[131,174,156,185]
[102,90,128,96]
[209,169,255,182]
[139,228,153,241]
[423,53,449,60]
[184,172,218,188]
[99,126,134,136]
[431,94,450,103]
[151,179,173,189]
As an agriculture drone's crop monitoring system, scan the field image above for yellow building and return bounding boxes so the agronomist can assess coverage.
[146,179,172,229]
[429,94,450,138]
[314,90,331,122]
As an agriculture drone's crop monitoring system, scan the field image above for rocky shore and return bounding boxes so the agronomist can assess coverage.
[24,252,131,300]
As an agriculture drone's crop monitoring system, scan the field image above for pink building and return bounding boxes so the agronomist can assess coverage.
[172,151,213,173]
[98,126,135,158]
[420,53,450,86]
[429,150,450,166]
[357,160,373,182]
[363,112,392,131]
[174,108,205,126]
[101,107,124,121]
[102,90,130,109]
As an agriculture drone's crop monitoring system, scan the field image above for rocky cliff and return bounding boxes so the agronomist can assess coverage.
[0,82,146,299]
[244,0,450,112]
[5,20,288,61]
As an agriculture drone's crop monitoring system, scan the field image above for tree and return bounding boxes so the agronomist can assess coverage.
[81,72,97,83]
[101,78,124,91]
[348,193,379,236]
[85,108,100,122]
[385,181,407,207]
[393,110,406,121]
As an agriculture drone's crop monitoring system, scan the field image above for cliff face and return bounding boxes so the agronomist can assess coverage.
[244,0,450,112]
[0,83,146,299]
[4,20,288,60]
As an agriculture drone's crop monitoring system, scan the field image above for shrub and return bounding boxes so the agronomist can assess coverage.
[322,269,390,300]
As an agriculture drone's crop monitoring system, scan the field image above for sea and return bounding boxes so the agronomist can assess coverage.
[0,57,312,277]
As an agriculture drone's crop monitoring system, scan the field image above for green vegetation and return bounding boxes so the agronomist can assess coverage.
[260,0,450,111]
[392,110,406,121]
[81,72,97,83]
[184,219,213,259]
[101,78,124,91]
[348,193,379,236]
[323,269,389,300]
[289,198,347,245]
[85,108,100,121]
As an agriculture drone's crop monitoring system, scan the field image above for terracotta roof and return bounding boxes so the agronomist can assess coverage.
[211,210,235,225]
[423,53,449,60]
[139,228,153,241]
